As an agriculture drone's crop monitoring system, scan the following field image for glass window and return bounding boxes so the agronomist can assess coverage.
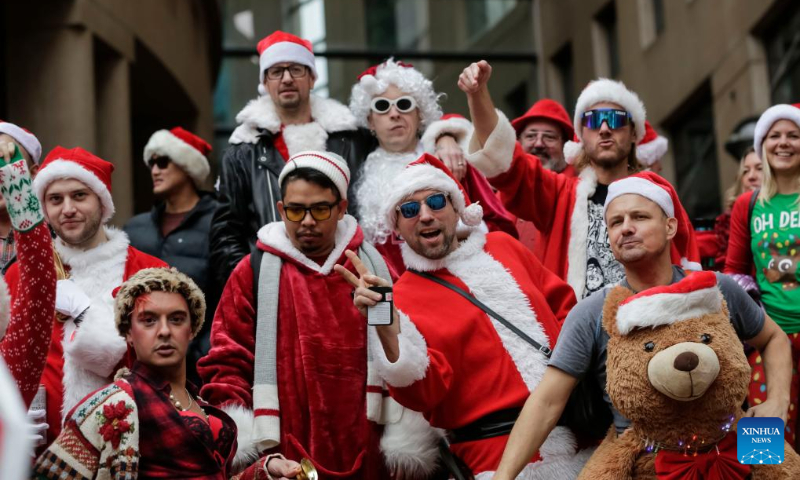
[763,3,800,104]
[593,2,620,78]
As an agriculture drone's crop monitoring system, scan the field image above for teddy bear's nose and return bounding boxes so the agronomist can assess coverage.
[674,351,700,372]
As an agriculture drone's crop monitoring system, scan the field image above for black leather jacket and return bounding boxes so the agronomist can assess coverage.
[209,128,376,286]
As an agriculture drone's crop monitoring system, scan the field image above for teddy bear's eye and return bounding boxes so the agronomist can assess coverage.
[644,341,655,352]
[701,333,712,344]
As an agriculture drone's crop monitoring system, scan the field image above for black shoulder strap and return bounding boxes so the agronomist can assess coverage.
[409,270,552,358]
[250,247,264,305]
[748,188,760,224]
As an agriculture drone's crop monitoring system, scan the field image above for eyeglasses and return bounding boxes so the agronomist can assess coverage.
[581,109,632,130]
[148,156,170,170]
[284,202,339,222]
[396,193,448,219]
[266,65,308,81]
[370,96,417,115]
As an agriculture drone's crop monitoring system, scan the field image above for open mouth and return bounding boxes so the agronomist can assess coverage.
[420,229,441,240]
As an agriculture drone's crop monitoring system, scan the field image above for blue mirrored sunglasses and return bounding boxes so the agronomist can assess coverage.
[397,193,448,219]
[581,109,632,130]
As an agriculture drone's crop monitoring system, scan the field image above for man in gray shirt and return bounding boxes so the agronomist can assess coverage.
[490,171,792,480]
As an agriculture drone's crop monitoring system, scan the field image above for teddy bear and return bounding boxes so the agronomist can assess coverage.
[577,271,800,479]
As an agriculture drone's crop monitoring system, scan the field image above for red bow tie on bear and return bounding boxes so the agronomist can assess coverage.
[654,433,751,480]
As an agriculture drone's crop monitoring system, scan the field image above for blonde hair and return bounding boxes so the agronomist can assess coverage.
[758,142,800,210]
[724,146,756,210]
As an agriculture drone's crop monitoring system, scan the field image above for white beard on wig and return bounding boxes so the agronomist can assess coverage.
[355,146,423,244]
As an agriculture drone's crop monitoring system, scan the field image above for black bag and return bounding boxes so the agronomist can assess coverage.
[410,270,613,441]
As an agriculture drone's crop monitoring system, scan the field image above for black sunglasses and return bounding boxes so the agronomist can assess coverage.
[148,156,170,170]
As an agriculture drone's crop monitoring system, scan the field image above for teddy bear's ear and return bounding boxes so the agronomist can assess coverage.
[602,286,635,337]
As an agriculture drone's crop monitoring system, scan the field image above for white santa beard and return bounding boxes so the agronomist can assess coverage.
[355,148,418,244]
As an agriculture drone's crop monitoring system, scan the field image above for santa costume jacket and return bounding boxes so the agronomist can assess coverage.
[5,227,166,444]
[468,112,700,299]
[210,94,376,286]
[375,228,593,479]
[199,215,440,479]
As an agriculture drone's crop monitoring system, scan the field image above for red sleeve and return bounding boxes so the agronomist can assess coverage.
[0,223,56,407]
[723,192,754,276]
[488,143,573,232]
[461,165,519,238]
[198,255,257,408]
[388,344,454,413]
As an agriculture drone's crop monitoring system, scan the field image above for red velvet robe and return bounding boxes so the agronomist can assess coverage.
[200,219,390,478]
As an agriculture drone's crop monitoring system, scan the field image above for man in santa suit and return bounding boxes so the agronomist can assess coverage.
[199,151,442,478]
[4,146,166,446]
[344,153,591,478]
[460,61,701,300]
[512,99,576,177]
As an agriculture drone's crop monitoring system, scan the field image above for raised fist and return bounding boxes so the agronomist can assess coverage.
[458,60,492,95]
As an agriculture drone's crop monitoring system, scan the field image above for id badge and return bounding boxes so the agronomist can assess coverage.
[367,286,394,326]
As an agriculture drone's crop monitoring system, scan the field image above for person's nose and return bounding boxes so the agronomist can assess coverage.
[300,210,317,227]
[533,134,545,148]
[418,203,436,223]
[157,318,171,338]
[61,198,77,216]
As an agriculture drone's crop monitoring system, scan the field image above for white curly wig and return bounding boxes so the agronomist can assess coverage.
[349,58,443,131]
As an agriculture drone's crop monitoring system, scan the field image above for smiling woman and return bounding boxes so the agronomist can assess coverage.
[725,104,800,449]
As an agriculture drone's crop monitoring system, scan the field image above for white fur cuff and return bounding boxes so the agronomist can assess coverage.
[465,110,516,178]
[380,409,444,477]
[421,116,473,153]
[370,311,429,388]
[222,404,262,473]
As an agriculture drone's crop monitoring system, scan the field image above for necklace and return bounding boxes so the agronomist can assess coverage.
[169,388,194,411]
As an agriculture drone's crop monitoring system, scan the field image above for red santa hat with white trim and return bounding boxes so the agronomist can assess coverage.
[604,171,701,271]
[752,103,800,159]
[33,146,115,223]
[143,127,211,188]
[636,121,669,167]
[0,120,42,164]
[563,78,647,164]
[615,271,721,335]
[384,153,483,229]
[256,31,317,96]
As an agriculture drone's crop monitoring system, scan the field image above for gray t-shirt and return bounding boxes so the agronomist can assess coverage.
[549,266,765,432]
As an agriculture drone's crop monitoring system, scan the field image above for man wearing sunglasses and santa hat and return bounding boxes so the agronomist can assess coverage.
[460,61,701,300]
[199,151,443,479]
[343,153,591,478]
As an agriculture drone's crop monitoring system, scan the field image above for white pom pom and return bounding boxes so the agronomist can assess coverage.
[461,202,484,227]
[257,83,266,96]
[361,75,379,94]
[563,140,582,165]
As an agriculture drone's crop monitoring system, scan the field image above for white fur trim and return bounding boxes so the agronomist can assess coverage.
[282,123,328,157]
[383,164,468,231]
[565,168,598,298]
[421,116,473,153]
[465,110,516,178]
[616,286,722,335]
[573,78,646,144]
[279,150,350,200]
[0,122,41,163]
[380,409,444,477]
[57,226,130,418]
[258,41,317,86]
[229,94,357,145]
[256,215,358,276]
[682,258,702,271]
[33,159,115,223]
[604,176,674,217]
[563,140,582,165]
[221,404,262,472]
[753,104,800,159]
[462,203,483,227]
[0,275,9,340]
[143,130,210,188]
[371,310,430,388]
[636,135,668,166]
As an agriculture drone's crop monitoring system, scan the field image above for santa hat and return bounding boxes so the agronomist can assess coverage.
[349,58,443,130]
[604,171,701,271]
[256,31,317,95]
[753,104,800,159]
[33,146,115,223]
[615,271,721,335]
[563,78,647,164]
[384,153,483,229]
[636,121,669,167]
[0,121,42,164]
[114,267,206,338]
[0,275,9,340]
[143,127,211,188]
[511,99,574,140]
[278,151,350,200]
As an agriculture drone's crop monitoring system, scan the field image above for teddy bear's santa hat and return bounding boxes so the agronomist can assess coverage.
[616,271,722,335]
